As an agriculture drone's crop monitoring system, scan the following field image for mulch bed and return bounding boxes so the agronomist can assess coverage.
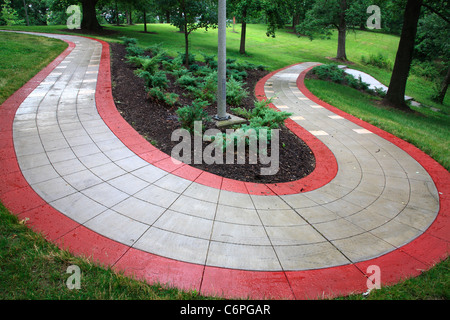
[109,42,316,183]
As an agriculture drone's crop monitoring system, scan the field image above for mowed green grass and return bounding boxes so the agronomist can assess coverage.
[0,32,68,104]
[0,26,448,300]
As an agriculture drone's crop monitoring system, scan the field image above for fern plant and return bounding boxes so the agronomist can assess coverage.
[175,100,211,133]
[226,76,249,106]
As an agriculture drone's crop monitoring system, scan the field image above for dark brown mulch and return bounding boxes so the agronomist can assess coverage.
[109,42,316,183]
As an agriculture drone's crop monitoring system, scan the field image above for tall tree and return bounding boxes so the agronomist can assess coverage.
[383,0,423,110]
[336,0,347,60]
[414,2,450,104]
[80,0,102,31]
[289,0,315,30]
[229,0,262,54]
[170,0,218,65]
[296,0,350,61]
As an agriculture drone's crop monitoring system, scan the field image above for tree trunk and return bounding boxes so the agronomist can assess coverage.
[292,13,300,29]
[166,10,170,23]
[184,27,189,66]
[22,0,29,26]
[239,7,247,55]
[436,66,449,104]
[80,0,102,31]
[336,0,347,60]
[383,0,423,110]
[115,0,120,26]
[143,8,147,32]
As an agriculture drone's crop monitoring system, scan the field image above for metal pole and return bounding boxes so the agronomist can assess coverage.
[215,0,230,121]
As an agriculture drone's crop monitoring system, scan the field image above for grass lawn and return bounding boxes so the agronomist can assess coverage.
[0,32,68,104]
[0,25,448,300]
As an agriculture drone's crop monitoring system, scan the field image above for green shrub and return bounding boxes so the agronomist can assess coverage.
[164,92,179,106]
[231,98,292,129]
[410,60,443,80]
[227,68,247,81]
[177,52,196,65]
[145,43,164,56]
[170,66,190,79]
[120,36,138,46]
[312,64,346,82]
[176,100,211,133]
[135,69,168,89]
[126,55,146,68]
[125,44,145,57]
[189,63,200,72]
[162,57,183,72]
[194,66,214,77]
[345,74,369,91]
[149,70,169,89]
[176,73,198,88]
[206,123,273,153]
[201,53,216,67]
[312,64,371,93]
[147,87,166,101]
[361,53,392,70]
[141,53,165,74]
[147,87,179,106]
[226,76,249,106]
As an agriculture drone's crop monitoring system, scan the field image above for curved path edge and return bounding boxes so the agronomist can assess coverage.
[0,33,448,300]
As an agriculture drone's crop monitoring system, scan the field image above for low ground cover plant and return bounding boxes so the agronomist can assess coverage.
[310,63,384,96]
[120,37,280,148]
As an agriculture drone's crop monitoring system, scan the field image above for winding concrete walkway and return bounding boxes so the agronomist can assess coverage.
[0,31,448,299]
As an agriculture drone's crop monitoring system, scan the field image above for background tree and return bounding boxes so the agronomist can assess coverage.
[414,1,449,104]
[289,0,315,31]
[263,0,290,38]
[169,0,218,66]
[383,0,423,110]
[228,0,262,54]
[79,0,102,31]
[296,0,349,61]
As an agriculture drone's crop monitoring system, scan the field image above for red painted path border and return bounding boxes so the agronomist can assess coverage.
[0,35,448,299]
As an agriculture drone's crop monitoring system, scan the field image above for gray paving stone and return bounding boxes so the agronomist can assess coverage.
[275,242,350,271]
[331,233,396,263]
[84,209,149,246]
[81,182,129,208]
[134,184,180,208]
[50,192,107,224]
[215,205,261,225]
[111,197,165,225]
[154,210,213,239]
[169,195,217,219]
[206,241,281,271]
[212,221,270,245]
[134,227,209,265]
[131,165,168,184]
[32,177,77,202]
[22,164,60,185]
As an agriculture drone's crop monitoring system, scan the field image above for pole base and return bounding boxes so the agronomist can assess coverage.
[213,114,231,121]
